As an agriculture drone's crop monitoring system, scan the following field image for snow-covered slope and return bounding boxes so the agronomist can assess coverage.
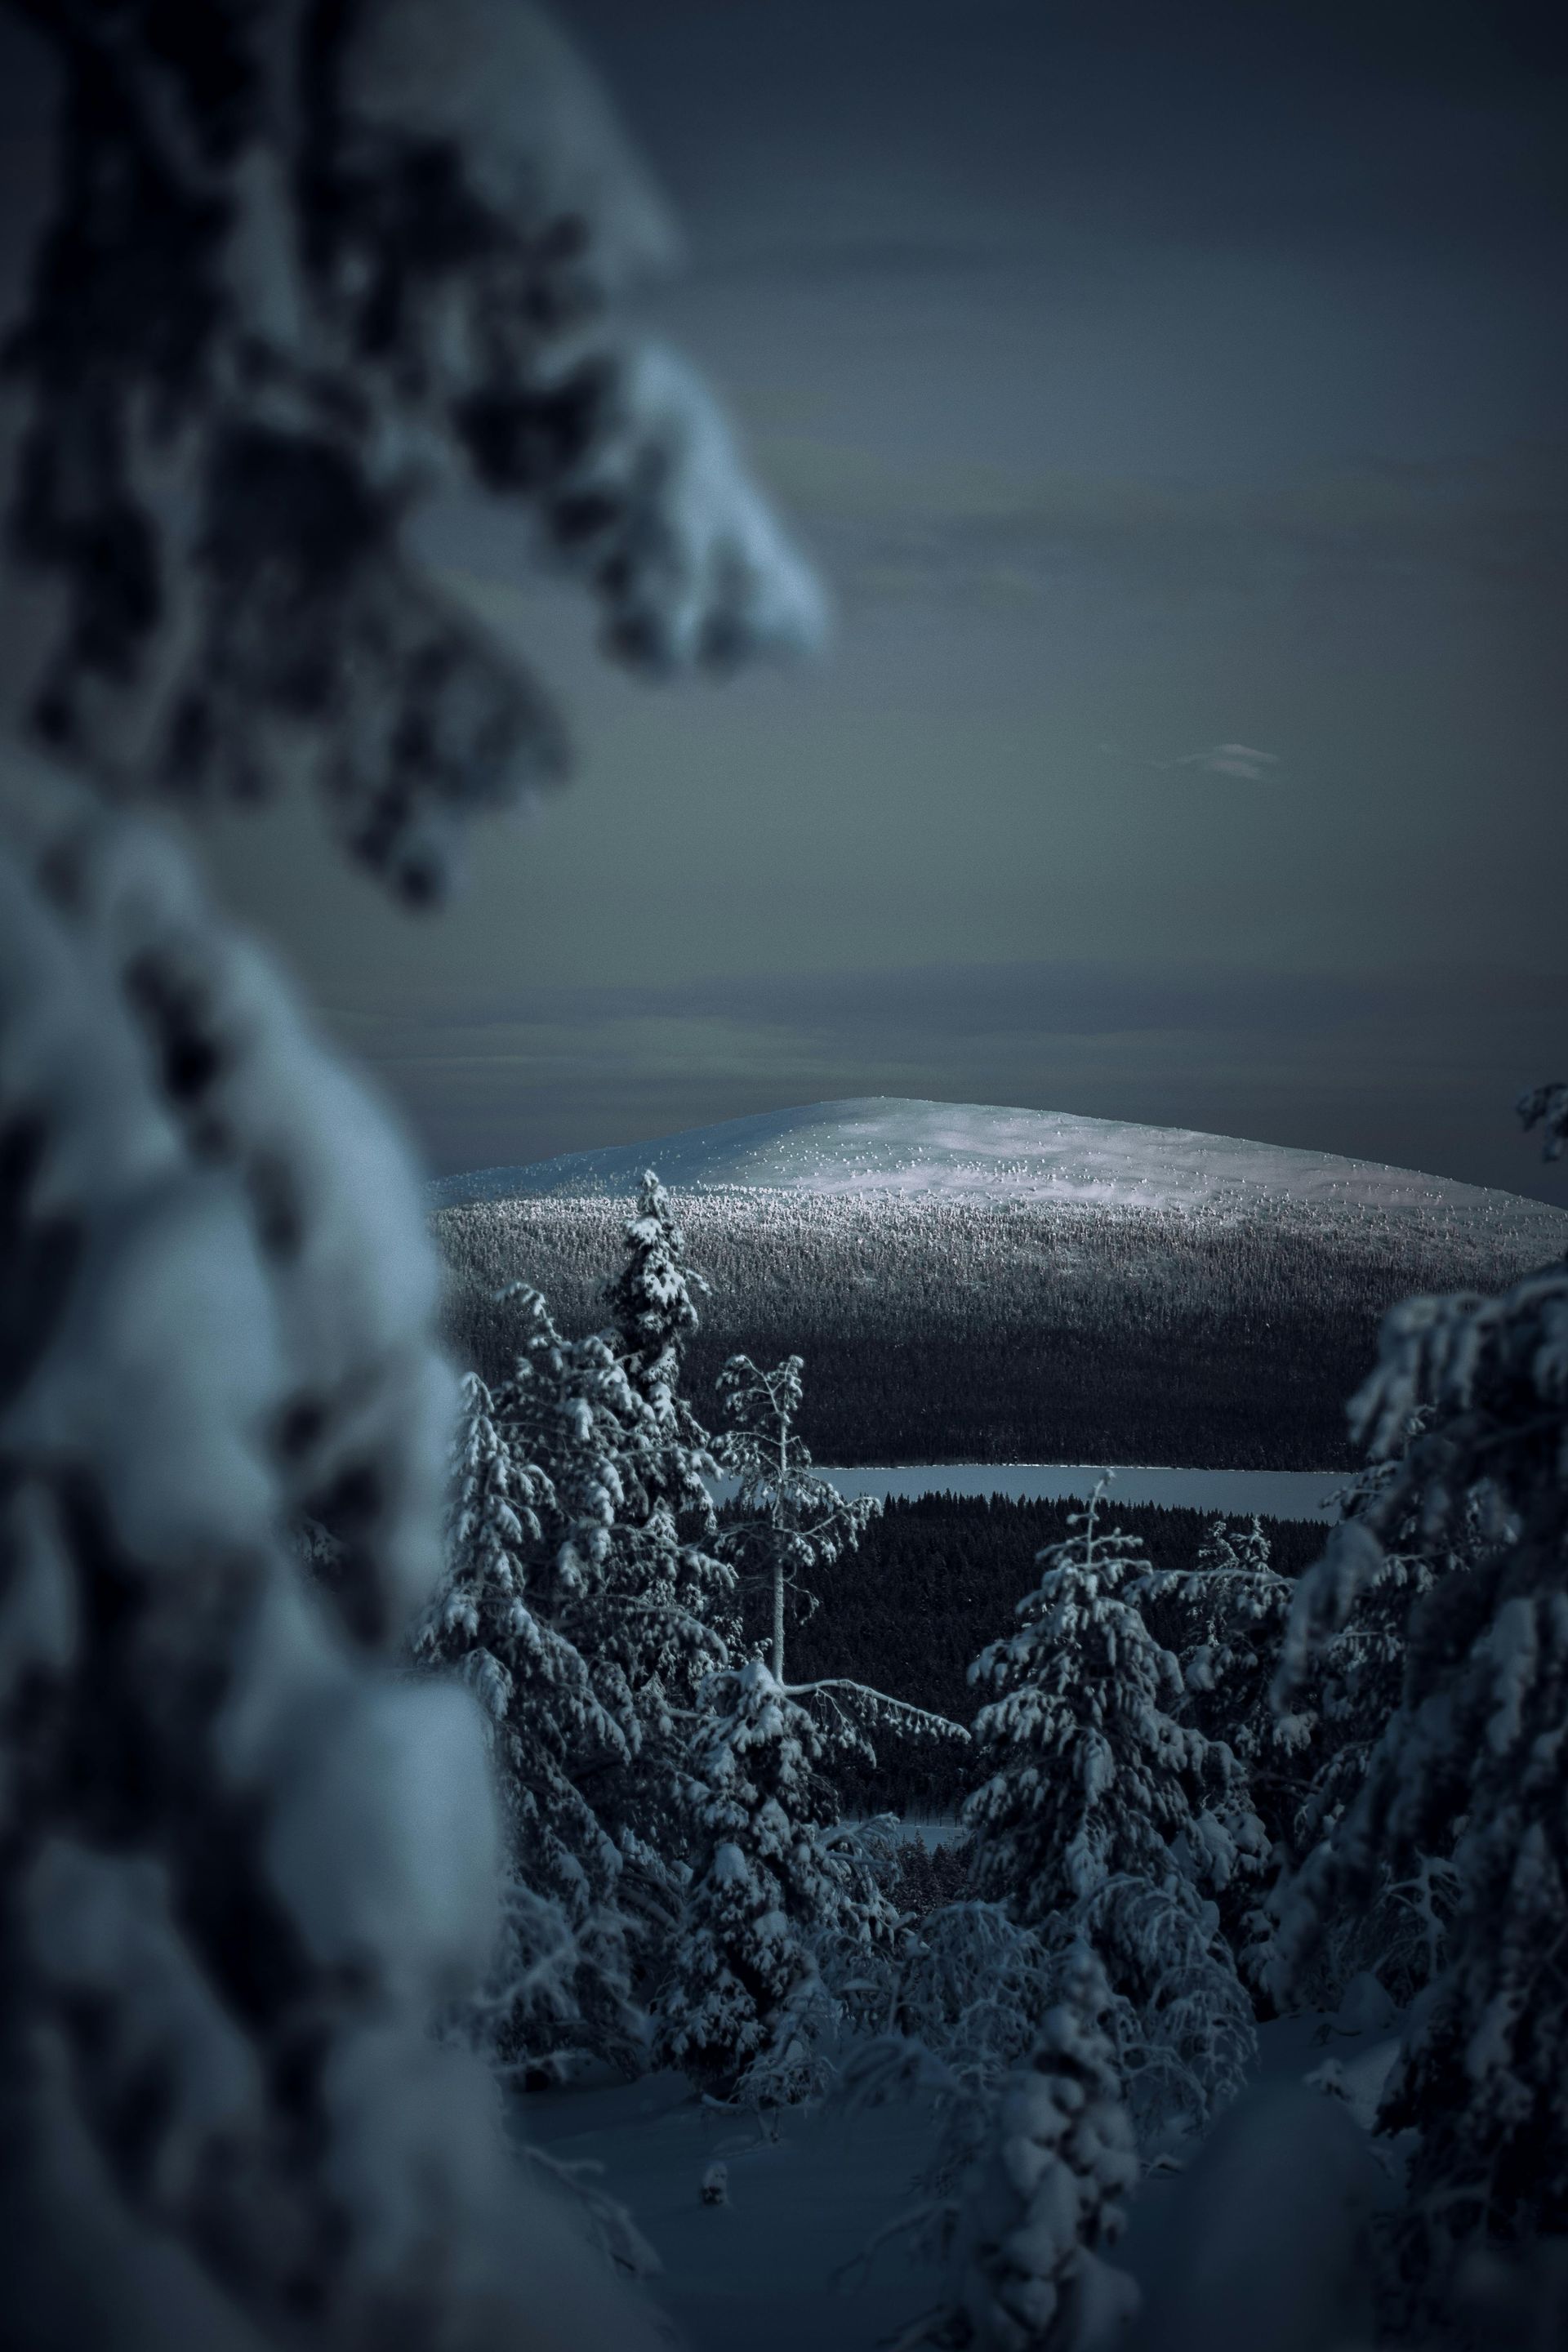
[429,1097,1561,1233]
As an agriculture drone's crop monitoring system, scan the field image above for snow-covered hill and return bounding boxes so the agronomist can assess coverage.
[430,1096,1563,1238]
[430,1101,1567,1470]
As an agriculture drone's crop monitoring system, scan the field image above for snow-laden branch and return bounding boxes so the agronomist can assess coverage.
[783,1680,971,1743]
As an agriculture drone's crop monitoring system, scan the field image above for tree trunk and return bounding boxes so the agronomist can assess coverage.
[772,1555,786,1683]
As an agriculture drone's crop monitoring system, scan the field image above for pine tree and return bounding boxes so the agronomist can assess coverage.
[651,1356,966,2098]
[412,1370,638,2069]
[968,1483,1262,1926]
[651,1658,895,2101]
[1517,1079,1568,1159]
[1268,1428,1468,2008]
[965,1481,1259,2132]
[715,1353,878,1683]
[0,3,820,2339]
[495,1280,730,1978]
[942,1946,1141,2352]
[595,1177,737,1860]
[1276,1438,1467,1842]
[1130,1514,1294,1969]
[1135,1517,1288,1759]
[604,1170,706,1417]
[1271,1211,1568,2293]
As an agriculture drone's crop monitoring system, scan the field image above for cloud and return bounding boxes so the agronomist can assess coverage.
[333,957,1565,1062]
[1164,744,1281,782]
[754,437,1568,617]
[326,954,1568,1201]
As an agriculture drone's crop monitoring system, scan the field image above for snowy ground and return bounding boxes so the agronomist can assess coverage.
[432,1096,1563,1238]
[514,1994,1399,2352]
[715,1462,1346,1523]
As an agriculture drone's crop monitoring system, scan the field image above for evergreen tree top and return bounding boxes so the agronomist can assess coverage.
[602,1169,709,1400]
[966,1476,1252,1920]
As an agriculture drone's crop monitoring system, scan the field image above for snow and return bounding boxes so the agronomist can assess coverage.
[512,1985,1401,2352]
[429,1098,1568,1242]
[0,768,671,2350]
[514,2065,948,2350]
[341,0,680,292]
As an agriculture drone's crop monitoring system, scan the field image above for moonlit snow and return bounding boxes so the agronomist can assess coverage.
[430,1096,1557,1232]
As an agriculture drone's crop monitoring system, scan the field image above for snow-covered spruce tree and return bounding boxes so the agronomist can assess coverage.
[1133,1517,1289,1770]
[1129,1514,1294,1980]
[1517,1078,1568,1160]
[838,1900,1060,2261]
[653,1359,966,2098]
[936,1945,1141,2352]
[651,1657,898,2103]
[1267,1432,1468,2009]
[411,1369,639,2073]
[0,764,666,2350]
[715,1352,878,1684]
[594,1175,737,1867]
[966,1481,1260,2135]
[1,0,822,893]
[0,4,821,2343]
[604,1169,706,1414]
[712,1352,960,1774]
[1268,1188,1568,2297]
[484,1288,667,2025]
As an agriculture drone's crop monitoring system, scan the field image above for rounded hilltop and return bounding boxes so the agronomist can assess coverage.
[430,1101,1568,1471]
[429,1096,1562,1236]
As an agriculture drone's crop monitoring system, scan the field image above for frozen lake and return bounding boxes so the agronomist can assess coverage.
[713,1462,1346,1522]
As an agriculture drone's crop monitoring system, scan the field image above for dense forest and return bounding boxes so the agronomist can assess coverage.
[773,1492,1329,1815]
[434,1187,1565,1470]
[408,1152,1568,2347]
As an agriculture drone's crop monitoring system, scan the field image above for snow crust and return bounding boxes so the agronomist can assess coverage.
[430,1098,1567,1239]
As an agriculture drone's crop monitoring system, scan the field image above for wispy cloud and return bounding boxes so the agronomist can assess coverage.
[327,956,1568,1199]
[1161,743,1281,782]
[756,438,1568,617]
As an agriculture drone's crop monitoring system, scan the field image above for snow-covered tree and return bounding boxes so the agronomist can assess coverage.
[715,1352,879,1683]
[1267,1431,1469,2010]
[1517,1078,1568,1160]
[839,1900,1058,2249]
[594,1177,737,1855]
[1129,1514,1294,1981]
[967,1483,1263,1927]
[1,0,822,899]
[1134,1517,1288,1765]
[965,1481,1260,2132]
[412,1370,639,2070]
[604,1170,706,1414]
[599,1172,728,1610]
[0,2,822,2341]
[651,1658,896,2102]
[496,1282,732,1966]
[1270,1235,1568,2294]
[938,1945,1140,2352]
[0,765,669,2350]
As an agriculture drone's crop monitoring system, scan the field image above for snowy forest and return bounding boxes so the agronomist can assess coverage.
[2,5,1567,2351]
[433,1186,1565,1471]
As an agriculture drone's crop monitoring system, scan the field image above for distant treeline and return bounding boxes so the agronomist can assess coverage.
[432,1189,1558,1472]
[762,1490,1330,1818]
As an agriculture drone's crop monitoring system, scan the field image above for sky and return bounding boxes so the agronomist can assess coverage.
[5,1,1567,1198]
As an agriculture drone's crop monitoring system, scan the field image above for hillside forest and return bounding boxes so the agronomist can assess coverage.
[434,1188,1560,1470]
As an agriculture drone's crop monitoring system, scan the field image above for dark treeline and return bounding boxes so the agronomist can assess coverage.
[434,1188,1562,1472]
[733,1490,1329,1817]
